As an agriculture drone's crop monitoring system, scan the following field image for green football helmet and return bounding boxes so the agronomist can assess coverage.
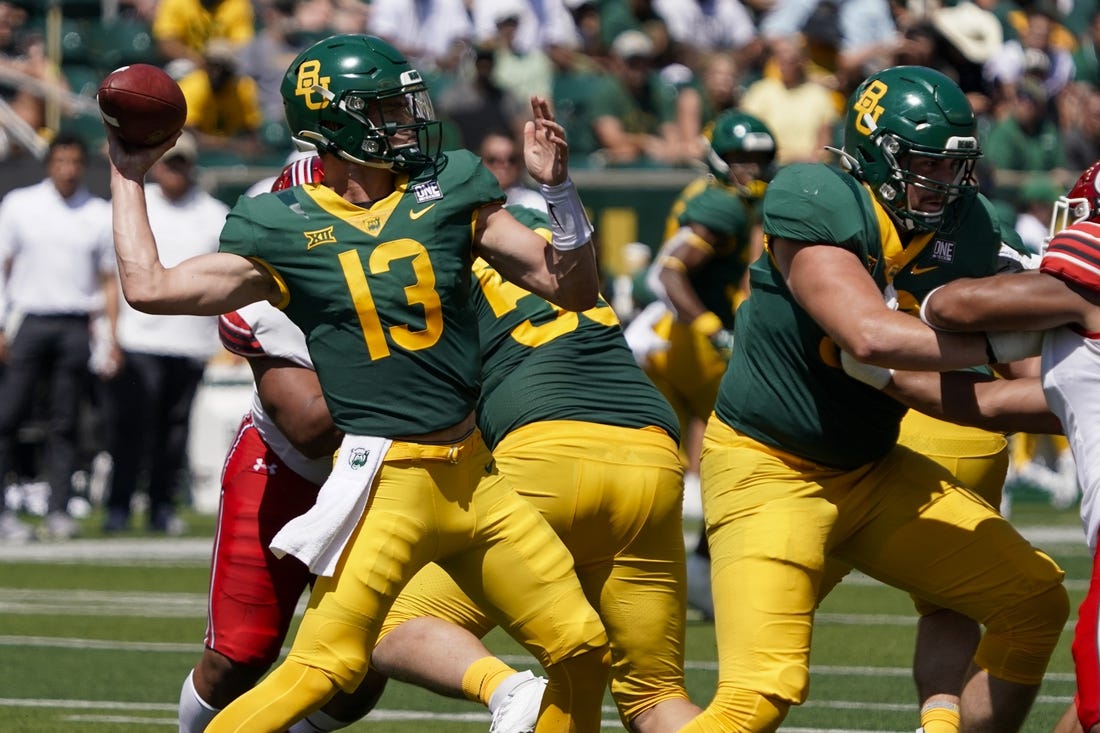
[839,65,981,231]
[703,110,777,198]
[281,34,441,171]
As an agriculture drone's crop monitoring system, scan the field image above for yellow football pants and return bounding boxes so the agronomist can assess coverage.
[681,417,1067,733]
[207,431,608,733]
[820,410,1011,610]
[644,313,728,436]
[380,420,690,726]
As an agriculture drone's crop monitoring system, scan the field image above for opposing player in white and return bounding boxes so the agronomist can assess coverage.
[921,160,1100,733]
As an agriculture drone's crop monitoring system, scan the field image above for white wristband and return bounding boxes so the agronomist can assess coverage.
[840,350,894,390]
[918,284,948,329]
[540,179,594,251]
[986,330,1044,363]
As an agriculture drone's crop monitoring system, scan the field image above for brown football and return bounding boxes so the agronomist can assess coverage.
[97,64,187,147]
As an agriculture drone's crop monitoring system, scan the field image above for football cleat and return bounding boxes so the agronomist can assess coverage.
[489,670,547,733]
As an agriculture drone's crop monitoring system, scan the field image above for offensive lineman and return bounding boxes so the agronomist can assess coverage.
[679,65,1069,732]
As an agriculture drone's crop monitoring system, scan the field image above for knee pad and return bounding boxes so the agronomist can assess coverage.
[287,610,374,693]
[975,581,1070,684]
[685,685,789,733]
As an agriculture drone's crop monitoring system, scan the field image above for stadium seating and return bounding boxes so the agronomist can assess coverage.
[92,17,160,71]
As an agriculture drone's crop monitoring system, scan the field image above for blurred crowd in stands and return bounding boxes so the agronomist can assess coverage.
[0,0,1091,537]
[1,0,1098,211]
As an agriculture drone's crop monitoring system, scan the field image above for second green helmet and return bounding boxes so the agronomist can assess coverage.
[703,110,777,198]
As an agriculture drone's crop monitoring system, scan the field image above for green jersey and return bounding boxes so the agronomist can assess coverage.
[472,209,679,450]
[664,177,756,329]
[219,150,505,437]
[715,163,1014,469]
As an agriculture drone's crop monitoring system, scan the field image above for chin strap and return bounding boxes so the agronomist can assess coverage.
[824,145,859,173]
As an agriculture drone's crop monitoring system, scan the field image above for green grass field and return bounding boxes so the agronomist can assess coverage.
[0,500,1087,732]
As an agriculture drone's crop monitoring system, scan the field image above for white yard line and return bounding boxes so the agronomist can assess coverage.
[0,697,928,731]
[0,525,1085,565]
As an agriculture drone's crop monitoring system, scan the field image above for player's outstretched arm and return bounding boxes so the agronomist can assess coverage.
[885,370,1062,435]
[773,235,992,371]
[106,127,281,315]
[922,270,1100,333]
[475,96,598,312]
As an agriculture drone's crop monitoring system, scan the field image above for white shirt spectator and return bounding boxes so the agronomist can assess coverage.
[0,179,113,317]
[114,182,228,360]
[984,40,1075,101]
[472,0,577,54]
[367,0,474,70]
[760,0,896,56]
[654,0,758,51]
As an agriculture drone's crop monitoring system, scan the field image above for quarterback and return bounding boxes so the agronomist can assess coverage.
[106,34,610,733]
[679,65,1069,732]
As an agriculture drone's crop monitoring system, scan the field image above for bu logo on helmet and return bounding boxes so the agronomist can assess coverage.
[853,80,887,136]
[296,60,331,111]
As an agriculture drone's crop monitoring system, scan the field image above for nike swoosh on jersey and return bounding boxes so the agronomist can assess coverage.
[910,264,938,275]
[409,204,437,220]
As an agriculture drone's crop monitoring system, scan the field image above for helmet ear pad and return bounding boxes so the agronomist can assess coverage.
[1048,159,1100,242]
[280,34,442,171]
[1067,160,1100,223]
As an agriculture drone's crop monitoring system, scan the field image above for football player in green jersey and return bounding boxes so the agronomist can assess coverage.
[631,110,776,620]
[641,110,774,446]
[367,205,701,733]
[105,34,611,733]
[679,65,1070,733]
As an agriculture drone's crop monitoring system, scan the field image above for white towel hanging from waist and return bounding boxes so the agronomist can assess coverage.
[270,433,392,577]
